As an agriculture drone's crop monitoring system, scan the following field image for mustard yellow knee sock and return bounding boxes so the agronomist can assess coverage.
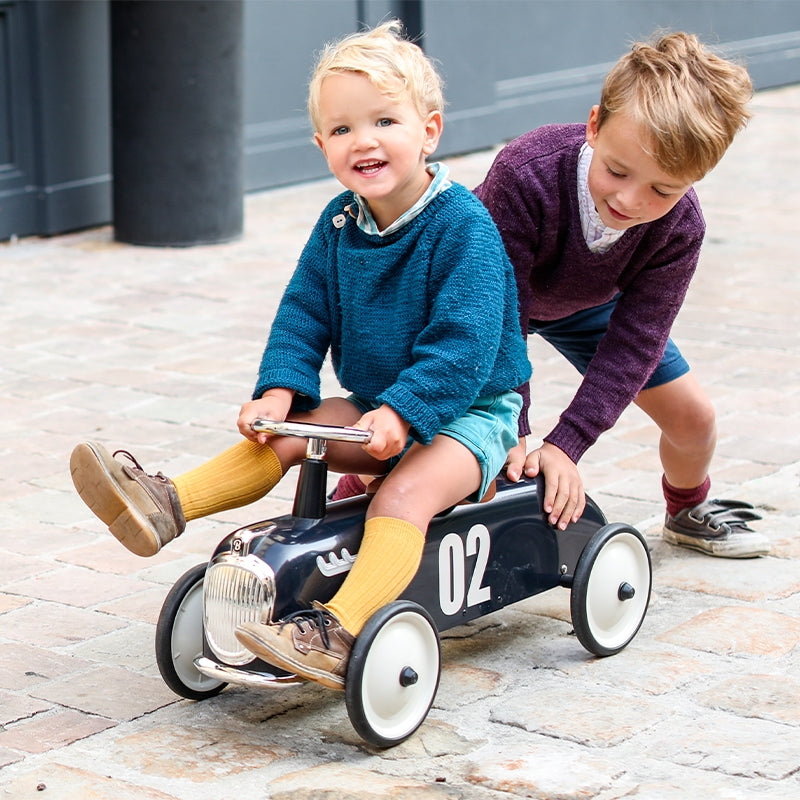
[172,439,283,521]
[324,516,424,635]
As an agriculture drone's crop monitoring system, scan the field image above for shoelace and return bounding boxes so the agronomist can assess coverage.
[280,607,335,649]
[113,449,170,484]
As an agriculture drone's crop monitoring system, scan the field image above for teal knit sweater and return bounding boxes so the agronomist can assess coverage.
[253,184,531,445]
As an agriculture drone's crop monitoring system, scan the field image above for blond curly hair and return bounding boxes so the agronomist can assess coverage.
[307,20,444,132]
[597,32,753,181]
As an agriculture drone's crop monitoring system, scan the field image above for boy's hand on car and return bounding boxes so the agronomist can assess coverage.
[504,438,529,482]
[355,405,410,461]
[238,389,294,444]
[508,440,585,530]
[530,442,585,529]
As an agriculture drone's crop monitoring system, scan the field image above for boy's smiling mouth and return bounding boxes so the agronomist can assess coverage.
[355,160,386,174]
[606,203,633,223]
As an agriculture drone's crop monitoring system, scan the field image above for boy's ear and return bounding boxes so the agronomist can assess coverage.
[314,132,337,177]
[585,105,601,147]
[422,110,444,155]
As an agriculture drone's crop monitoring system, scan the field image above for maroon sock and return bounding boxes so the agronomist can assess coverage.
[662,474,711,517]
[330,473,367,501]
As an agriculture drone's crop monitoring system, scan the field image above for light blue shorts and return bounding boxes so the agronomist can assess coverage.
[348,390,522,501]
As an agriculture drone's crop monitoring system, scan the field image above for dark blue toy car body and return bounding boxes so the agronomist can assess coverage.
[156,421,651,747]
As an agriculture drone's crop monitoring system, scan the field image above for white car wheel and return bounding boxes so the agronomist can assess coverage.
[346,601,440,747]
[570,524,652,656]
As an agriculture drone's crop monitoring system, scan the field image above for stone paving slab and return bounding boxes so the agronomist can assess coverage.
[0,85,799,797]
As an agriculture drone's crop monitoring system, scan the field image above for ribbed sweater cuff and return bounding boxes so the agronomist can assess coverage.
[543,419,593,464]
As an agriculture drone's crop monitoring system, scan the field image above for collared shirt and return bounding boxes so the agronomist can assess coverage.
[351,162,452,236]
[577,142,626,253]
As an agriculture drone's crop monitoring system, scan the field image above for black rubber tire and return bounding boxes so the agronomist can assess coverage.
[155,563,227,700]
[345,601,441,748]
[570,523,652,656]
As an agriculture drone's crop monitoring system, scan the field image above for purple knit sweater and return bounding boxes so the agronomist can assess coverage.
[474,124,705,463]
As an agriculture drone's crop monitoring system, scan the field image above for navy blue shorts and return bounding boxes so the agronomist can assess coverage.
[529,297,689,389]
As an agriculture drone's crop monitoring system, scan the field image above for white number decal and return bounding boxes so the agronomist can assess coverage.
[466,525,492,606]
[438,533,465,616]
[438,524,491,615]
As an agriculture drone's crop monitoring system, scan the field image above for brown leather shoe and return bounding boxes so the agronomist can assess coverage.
[236,603,354,690]
[70,441,186,557]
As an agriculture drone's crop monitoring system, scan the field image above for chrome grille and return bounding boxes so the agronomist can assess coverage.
[203,555,275,665]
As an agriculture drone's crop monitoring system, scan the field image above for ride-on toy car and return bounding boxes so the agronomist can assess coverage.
[155,419,652,747]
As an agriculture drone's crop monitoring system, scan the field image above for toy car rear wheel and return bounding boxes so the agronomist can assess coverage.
[345,600,440,748]
[570,523,651,657]
[155,562,227,700]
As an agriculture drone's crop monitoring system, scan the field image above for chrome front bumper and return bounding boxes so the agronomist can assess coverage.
[194,656,303,688]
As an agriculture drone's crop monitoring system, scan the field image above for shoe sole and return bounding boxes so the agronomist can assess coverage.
[235,625,345,691]
[70,442,161,557]
[662,527,769,559]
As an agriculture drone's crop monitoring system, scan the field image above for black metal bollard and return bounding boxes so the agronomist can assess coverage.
[111,0,244,246]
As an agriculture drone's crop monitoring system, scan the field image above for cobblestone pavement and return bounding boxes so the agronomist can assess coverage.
[1,85,799,799]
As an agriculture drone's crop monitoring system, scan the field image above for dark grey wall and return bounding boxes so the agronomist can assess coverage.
[427,1,800,156]
[3,0,800,241]
[242,0,354,191]
[241,0,800,190]
[0,0,110,239]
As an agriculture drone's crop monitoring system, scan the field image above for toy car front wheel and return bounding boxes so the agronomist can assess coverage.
[155,562,227,700]
[570,523,651,657]
[345,600,441,748]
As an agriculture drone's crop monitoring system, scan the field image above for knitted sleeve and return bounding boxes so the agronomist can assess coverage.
[543,220,704,462]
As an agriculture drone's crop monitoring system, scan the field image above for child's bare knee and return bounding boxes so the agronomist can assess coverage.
[662,396,716,447]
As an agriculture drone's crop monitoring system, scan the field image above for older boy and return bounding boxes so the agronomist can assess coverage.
[475,32,766,558]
